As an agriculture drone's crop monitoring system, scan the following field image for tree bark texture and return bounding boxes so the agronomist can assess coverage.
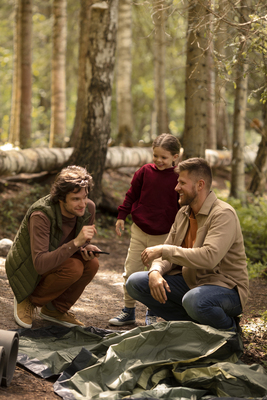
[20,0,32,149]
[69,0,118,205]
[115,0,134,146]
[183,0,208,159]
[153,0,169,135]
[49,0,67,148]
[230,0,249,201]
[69,0,92,148]
[206,0,216,150]
[215,2,229,150]
[0,147,152,176]
[230,61,248,200]
[249,53,267,195]
[249,132,267,195]
[9,0,21,147]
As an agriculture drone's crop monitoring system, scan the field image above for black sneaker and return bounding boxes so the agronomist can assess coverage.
[109,308,135,326]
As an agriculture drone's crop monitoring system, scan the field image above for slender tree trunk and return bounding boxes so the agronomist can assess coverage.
[9,0,21,146]
[69,0,92,148]
[20,0,32,149]
[69,0,118,205]
[153,0,169,135]
[249,53,267,195]
[115,0,134,146]
[206,0,216,150]
[215,2,229,150]
[183,0,208,159]
[230,0,250,201]
[216,84,229,149]
[230,62,248,201]
[49,0,67,148]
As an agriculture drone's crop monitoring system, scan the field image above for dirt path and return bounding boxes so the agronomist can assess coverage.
[0,235,266,399]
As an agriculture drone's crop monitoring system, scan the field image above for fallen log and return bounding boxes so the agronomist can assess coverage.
[0,147,73,175]
[0,146,257,176]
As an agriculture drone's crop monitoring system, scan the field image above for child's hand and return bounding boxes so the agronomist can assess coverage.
[115,219,124,236]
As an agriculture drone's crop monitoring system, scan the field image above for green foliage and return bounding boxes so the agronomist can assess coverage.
[0,1,80,146]
[0,183,50,239]
[0,0,266,147]
[95,212,118,239]
[220,195,267,279]
[246,261,267,280]
[0,2,13,143]
[262,310,267,323]
[113,1,186,143]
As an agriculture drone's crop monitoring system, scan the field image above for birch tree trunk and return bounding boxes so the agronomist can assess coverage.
[20,0,32,149]
[183,0,207,159]
[49,0,67,148]
[0,147,247,176]
[115,0,134,146]
[153,0,169,135]
[69,0,92,148]
[68,0,118,205]
[230,0,249,202]
[9,0,21,146]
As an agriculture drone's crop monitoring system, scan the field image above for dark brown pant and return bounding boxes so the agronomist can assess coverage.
[29,254,99,313]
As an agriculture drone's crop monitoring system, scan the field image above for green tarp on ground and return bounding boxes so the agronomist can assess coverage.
[17,321,267,400]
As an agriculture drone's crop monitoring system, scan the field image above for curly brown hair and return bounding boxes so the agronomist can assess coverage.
[50,165,93,203]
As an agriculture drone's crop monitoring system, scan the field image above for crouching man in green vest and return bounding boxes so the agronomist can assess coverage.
[5,165,101,329]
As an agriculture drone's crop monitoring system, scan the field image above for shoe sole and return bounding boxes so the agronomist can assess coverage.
[108,319,135,326]
[14,296,32,329]
[39,311,83,328]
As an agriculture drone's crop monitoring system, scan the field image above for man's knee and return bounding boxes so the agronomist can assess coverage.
[63,258,85,282]
[182,288,202,320]
[85,257,99,274]
[126,271,149,297]
[125,273,136,296]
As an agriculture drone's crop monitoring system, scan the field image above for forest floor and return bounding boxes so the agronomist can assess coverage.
[0,167,266,399]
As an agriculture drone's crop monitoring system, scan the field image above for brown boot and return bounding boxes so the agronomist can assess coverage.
[39,305,84,327]
[14,296,35,329]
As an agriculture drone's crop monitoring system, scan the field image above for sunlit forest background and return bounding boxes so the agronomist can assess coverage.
[0,0,264,148]
[0,0,267,276]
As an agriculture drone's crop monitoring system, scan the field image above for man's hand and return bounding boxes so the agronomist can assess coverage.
[115,219,124,236]
[81,244,101,261]
[74,225,97,248]
[148,270,171,303]
[141,245,163,267]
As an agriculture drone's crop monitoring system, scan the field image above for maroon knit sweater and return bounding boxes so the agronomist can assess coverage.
[117,163,179,235]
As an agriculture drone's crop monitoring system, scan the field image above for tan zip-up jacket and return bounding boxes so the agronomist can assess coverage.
[149,191,249,310]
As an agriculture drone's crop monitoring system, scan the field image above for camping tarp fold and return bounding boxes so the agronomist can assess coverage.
[17,321,267,400]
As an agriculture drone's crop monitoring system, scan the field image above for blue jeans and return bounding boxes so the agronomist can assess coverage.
[126,272,242,331]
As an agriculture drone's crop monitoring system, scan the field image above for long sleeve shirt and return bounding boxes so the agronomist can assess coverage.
[28,199,95,275]
[117,163,179,235]
[149,191,249,310]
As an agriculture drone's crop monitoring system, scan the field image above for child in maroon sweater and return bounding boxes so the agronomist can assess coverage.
[109,133,181,326]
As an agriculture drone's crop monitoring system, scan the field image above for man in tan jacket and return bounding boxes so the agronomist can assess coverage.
[126,158,249,332]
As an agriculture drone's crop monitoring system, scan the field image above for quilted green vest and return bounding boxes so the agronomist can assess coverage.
[5,194,91,303]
